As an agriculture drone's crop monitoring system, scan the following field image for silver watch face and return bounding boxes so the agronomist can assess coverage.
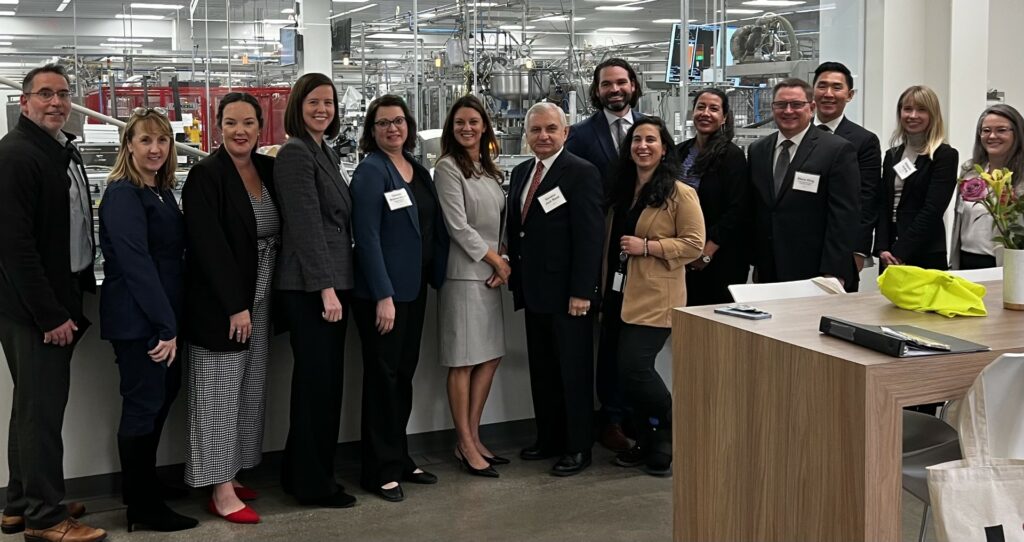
[701,255,712,263]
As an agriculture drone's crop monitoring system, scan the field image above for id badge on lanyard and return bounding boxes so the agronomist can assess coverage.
[611,251,628,292]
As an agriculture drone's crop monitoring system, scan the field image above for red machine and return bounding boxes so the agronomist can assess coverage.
[85,86,291,152]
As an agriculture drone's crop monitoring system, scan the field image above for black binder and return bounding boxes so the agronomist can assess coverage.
[819,316,991,358]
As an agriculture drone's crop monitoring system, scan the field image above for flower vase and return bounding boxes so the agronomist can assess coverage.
[1004,248,1024,310]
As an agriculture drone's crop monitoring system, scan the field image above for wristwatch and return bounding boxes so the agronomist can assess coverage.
[700,254,712,264]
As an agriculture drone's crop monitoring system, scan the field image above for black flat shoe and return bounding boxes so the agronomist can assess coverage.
[402,469,438,485]
[613,444,645,468]
[456,448,499,478]
[551,451,592,477]
[483,455,511,466]
[297,489,357,509]
[363,483,404,502]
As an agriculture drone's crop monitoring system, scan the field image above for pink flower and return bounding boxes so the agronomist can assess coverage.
[960,177,989,202]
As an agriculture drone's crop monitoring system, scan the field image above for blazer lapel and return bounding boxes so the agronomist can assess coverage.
[754,133,778,206]
[593,113,618,164]
[508,159,533,224]
[381,155,420,235]
[778,128,819,200]
[216,148,258,243]
[310,140,352,211]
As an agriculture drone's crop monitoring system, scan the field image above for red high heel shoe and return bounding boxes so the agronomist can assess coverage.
[233,486,260,501]
[207,498,260,524]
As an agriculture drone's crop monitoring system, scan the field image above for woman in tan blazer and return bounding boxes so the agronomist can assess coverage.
[600,116,705,477]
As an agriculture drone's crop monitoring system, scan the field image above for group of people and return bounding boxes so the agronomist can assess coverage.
[0,54,1020,541]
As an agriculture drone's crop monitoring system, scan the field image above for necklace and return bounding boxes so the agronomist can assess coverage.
[146,185,164,203]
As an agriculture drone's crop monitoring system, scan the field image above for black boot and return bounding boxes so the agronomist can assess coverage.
[118,433,198,532]
[643,415,672,478]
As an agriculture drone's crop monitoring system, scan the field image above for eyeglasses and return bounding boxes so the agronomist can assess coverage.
[981,127,1013,137]
[374,116,406,129]
[771,101,809,111]
[25,89,72,102]
[132,106,168,117]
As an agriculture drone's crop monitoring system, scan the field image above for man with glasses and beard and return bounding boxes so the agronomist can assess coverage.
[747,78,860,289]
[564,58,645,455]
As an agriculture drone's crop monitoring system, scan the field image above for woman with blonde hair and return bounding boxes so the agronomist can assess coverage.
[98,107,197,532]
[874,85,959,270]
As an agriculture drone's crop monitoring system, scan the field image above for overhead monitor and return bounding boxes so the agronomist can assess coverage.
[280,27,299,67]
[331,17,352,60]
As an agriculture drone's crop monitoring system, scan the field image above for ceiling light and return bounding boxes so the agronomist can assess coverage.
[100,43,144,48]
[261,18,295,24]
[499,25,535,30]
[596,27,637,32]
[417,12,437,19]
[366,32,414,39]
[281,8,294,14]
[0,0,18,5]
[129,3,184,9]
[0,10,15,15]
[535,15,586,22]
[0,35,17,39]
[115,13,165,20]
[107,37,155,42]
[652,18,680,23]
[743,0,805,5]
[333,0,369,2]
[56,0,70,12]
[470,2,498,6]
[595,5,642,11]
[724,8,763,14]
[0,42,11,45]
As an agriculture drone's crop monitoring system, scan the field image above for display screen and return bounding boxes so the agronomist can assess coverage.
[280,27,298,67]
[331,17,352,60]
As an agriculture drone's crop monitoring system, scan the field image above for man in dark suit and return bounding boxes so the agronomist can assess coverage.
[0,64,106,541]
[564,58,643,452]
[813,61,883,291]
[748,78,860,289]
[506,102,604,476]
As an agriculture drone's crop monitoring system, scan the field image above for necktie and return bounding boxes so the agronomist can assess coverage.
[521,160,546,223]
[773,140,794,197]
[818,124,831,133]
[614,118,628,151]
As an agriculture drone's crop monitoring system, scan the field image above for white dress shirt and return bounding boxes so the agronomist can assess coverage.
[773,123,812,169]
[520,146,565,212]
[814,113,844,133]
[604,109,633,151]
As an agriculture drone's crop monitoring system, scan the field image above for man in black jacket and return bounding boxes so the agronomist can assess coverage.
[506,102,604,476]
[0,64,106,542]
[813,61,883,291]
[748,78,860,289]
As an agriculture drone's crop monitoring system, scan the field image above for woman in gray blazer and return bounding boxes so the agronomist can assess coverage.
[434,96,510,478]
[273,73,357,509]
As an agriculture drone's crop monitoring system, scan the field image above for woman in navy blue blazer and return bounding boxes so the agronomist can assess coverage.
[351,95,449,502]
[98,108,197,532]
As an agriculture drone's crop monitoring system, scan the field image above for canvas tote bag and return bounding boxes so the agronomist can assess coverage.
[927,354,1024,542]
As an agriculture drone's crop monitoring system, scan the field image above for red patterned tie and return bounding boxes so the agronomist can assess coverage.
[521,160,546,224]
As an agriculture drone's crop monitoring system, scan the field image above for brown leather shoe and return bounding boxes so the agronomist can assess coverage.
[23,518,105,542]
[1,502,86,535]
[599,423,633,453]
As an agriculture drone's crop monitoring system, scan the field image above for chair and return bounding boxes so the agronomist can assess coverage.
[727,279,832,303]
[902,411,961,542]
[946,267,1002,283]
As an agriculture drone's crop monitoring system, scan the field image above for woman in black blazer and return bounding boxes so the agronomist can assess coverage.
[99,108,196,532]
[181,93,277,523]
[272,73,358,509]
[351,95,450,502]
[875,85,959,270]
[675,88,751,305]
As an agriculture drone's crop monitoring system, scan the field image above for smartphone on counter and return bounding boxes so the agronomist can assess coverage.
[714,304,772,320]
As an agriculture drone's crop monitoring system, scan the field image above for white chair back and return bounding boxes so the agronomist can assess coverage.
[728,279,831,303]
[946,267,1002,283]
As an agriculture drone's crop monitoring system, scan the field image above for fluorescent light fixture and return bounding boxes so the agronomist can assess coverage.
[724,8,763,14]
[100,43,143,48]
[0,10,15,15]
[56,0,70,11]
[129,3,184,9]
[0,35,18,39]
[417,12,437,18]
[333,3,376,17]
[596,27,637,32]
[595,5,642,10]
[366,32,414,39]
[652,18,680,23]
[743,0,804,5]
[333,0,369,2]
[107,37,155,42]
[499,25,535,30]
[115,13,165,20]
[281,8,294,14]
[0,42,11,45]
[535,15,586,21]
[0,0,18,5]
[470,2,497,6]
[261,18,295,24]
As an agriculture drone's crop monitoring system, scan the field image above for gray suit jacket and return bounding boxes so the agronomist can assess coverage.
[434,156,505,281]
[273,136,354,291]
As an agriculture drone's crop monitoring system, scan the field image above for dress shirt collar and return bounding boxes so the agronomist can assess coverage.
[814,113,844,133]
[534,146,564,173]
[777,123,812,150]
[604,108,633,128]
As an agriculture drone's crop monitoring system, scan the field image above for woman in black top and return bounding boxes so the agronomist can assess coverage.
[676,88,751,305]
[350,95,450,502]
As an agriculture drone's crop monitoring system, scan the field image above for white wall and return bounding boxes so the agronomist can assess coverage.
[988,0,1024,107]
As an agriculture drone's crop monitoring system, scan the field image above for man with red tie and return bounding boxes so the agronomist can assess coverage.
[505,102,604,476]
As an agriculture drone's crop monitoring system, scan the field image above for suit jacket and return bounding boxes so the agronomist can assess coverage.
[351,151,450,302]
[565,109,645,199]
[433,155,505,281]
[0,114,96,332]
[617,182,705,328]
[874,143,959,264]
[182,147,277,351]
[98,180,184,342]
[832,117,882,256]
[748,126,860,287]
[273,135,354,292]
[505,149,604,313]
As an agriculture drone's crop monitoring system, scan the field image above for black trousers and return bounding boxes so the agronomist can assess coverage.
[278,289,350,500]
[960,250,997,270]
[0,313,75,529]
[524,308,595,455]
[595,294,627,425]
[617,323,672,440]
[113,339,181,437]
[353,280,427,487]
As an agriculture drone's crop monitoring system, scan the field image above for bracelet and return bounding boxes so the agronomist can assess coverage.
[643,238,649,257]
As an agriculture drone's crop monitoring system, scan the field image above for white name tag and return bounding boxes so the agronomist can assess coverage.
[384,188,413,210]
[538,187,567,213]
[792,171,820,193]
[611,271,625,293]
[894,157,917,180]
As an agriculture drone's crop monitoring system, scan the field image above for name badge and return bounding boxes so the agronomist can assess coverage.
[792,171,820,193]
[384,188,413,211]
[611,271,625,293]
[538,187,567,213]
[894,157,917,180]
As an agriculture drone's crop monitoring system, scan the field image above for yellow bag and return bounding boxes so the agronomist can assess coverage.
[877,265,988,317]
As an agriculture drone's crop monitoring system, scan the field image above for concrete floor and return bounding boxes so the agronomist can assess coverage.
[70,444,935,541]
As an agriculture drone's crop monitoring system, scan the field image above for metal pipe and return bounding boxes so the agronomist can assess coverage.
[414,0,420,129]
[226,0,232,90]
[680,0,689,140]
